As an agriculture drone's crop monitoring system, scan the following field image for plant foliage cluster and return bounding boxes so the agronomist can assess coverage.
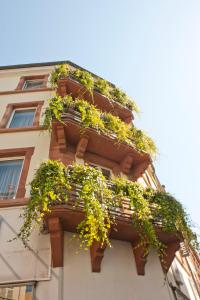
[50,64,139,113]
[43,95,157,157]
[18,160,198,254]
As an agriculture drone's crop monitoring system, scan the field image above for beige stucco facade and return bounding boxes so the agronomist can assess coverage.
[0,63,199,300]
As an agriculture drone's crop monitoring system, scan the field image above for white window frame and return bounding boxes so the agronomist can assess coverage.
[0,283,34,300]
[22,79,45,90]
[0,157,24,199]
[7,107,36,128]
[89,162,113,180]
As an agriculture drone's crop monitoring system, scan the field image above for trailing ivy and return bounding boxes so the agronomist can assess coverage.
[50,64,70,87]
[94,78,111,98]
[72,69,94,94]
[144,189,199,251]
[43,95,157,157]
[111,178,163,255]
[18,160,71,243]
[50,64,139,113]
[17,160,199,254]
[110,87,140,113]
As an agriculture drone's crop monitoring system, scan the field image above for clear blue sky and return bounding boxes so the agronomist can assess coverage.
[1,1,200,234]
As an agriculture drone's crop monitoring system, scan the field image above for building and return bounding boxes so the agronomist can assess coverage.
[0,61,199,300]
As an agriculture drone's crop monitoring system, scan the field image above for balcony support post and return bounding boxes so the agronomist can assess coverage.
[120,154,134,174]
[160,241,180,273]
[57,79,67,97]
[132,241,148,275]
[76,136,89,158]
[90,241,107,272]
[48,217,64,268]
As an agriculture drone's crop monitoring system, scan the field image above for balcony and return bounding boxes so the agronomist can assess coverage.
[56,77,133,124]
[45,186,181,275]
[50,109,151,179]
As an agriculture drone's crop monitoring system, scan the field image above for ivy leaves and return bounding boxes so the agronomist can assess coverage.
[43,96,157,157]
[50,64,139,113]
[18,160,198,254]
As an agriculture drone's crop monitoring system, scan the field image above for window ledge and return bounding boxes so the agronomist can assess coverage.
[0,87,53,96]
[0,198,29,208]
[0,126,46,133]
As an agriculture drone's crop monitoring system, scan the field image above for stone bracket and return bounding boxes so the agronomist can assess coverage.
[120,154,134,174]
[48,217,64,268]
[132,241,148,275]
[76,136,89,158]
[56,124,67,153]
[57,79,67,97]
[160,241,180,273]
[90,242,107,272]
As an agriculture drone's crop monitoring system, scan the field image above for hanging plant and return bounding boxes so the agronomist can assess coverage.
[110,87,140,113]
[94,78,111,98]
[50,65,140,113]
[18,160,71,244]
[67,163,114,248]
[17,161,199,254]
[43,96,157,157]
[72,69,94,94]
[111,178,163,255]
[144,189,199,250]
[50,64,70,87]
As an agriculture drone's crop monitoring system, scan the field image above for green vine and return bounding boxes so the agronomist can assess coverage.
[94,78,111,98]
[43,95,157,157]
[17,160,199,254]
[72,69,94,94]
[50,64,70,87]
[50,64,139,113]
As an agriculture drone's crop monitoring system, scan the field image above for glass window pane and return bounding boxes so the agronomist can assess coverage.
[9,109,35,128]
[0,285,33,300]
[0,160,23,199]
[23,80,44,89]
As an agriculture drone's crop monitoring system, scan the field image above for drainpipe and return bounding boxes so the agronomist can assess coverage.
[58,267,64,300]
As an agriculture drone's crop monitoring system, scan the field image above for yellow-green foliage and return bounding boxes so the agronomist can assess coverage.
[43,95,157,156]
[17,161,199,254]
[50,64,139,113]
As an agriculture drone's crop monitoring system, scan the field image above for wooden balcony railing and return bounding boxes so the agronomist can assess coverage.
[45,185,181,275]
[56,77,133,124]
[50,108,151,179]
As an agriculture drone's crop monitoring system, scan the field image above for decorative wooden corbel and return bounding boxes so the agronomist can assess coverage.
[160,241,180,273]
[76,136,89,158]
[57,79,67,97]
[132,241,149,275]
[120,154,134,174]
[90,241,107,272]
[132,160,150,181]
[48,217,64,268]
[124,116,133,124]
[56,124,67,153]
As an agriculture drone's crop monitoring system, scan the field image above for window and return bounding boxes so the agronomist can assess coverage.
[8,109,36,128]
[0,147,34,204]
[0,284,34,300]
[89,163,111,180]
[16,74,49,91]
[0,101,44,130]
[23,79,45,90]
[0,159,23,199]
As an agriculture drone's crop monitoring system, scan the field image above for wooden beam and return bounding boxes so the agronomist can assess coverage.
[160,241,180,273]
[132,241,148,275]
[57,79,67,97]
[90,241,107,272]
[48,217,64,268]
[76,136,89,158]
[120,154,134,174]
[56,124,67,153]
